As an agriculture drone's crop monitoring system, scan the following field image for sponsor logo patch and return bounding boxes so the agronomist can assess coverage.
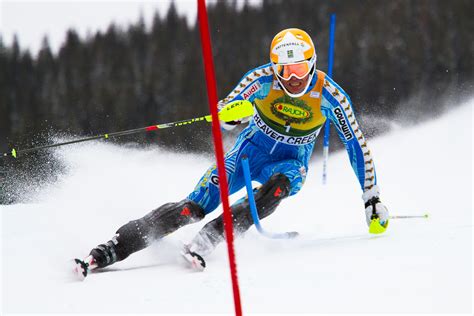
[210,175,220,186]
[242,81,261,100]
[333,107,354,140]
[272,103,310,120]
[274,187,283,197]
[180,207,191,217]
[253,111,320,146]
[274,41,306,52]
[310,91,320,98]
[270,95,313,124]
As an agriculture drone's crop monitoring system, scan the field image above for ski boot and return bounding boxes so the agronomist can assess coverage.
[73,239,117,280]
[181,244,206,271]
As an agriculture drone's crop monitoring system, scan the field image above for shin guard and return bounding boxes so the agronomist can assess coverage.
[90,199,205,268]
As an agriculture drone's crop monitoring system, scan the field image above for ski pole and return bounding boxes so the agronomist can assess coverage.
[322,13,336,185]
[1,100,254,159]
[390,214,429,219]
[241,156,298,239]
[370,213,429,234]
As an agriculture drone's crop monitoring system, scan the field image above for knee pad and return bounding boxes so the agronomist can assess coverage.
[254,173,291,210]
[236,173,290,227]
[142,199,205,238]
[188,174,290,255]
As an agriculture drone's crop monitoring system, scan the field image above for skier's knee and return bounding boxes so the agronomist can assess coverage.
[142,199,205,233]
[138,199,205,239]
[187,174,290,256]
[255,173,291,206]
[234,173,290,230]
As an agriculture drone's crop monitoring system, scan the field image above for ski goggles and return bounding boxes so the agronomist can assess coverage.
[273,60,312,81]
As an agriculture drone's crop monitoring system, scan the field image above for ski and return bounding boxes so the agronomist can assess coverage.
[72,245,205,280]
[72,256,97,281]
[181,245,206,271]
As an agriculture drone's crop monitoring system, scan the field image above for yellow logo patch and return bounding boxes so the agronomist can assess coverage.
[273,103,310,119]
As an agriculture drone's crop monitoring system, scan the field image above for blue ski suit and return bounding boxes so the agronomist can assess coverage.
[188,64,377,214]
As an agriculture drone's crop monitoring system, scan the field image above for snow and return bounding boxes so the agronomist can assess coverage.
[1,100,472,314]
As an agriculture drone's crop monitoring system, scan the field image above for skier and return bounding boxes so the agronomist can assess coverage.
[75,28,389,277]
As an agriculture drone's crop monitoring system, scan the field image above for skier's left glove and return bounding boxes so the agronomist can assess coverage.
[362,185,389,233]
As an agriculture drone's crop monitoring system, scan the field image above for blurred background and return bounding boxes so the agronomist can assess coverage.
[1,0,473,203]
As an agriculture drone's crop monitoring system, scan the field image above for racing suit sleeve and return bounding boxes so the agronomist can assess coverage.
[217,64,274,130]
[321,76,377,192]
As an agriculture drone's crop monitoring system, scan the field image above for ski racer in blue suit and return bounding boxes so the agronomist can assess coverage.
[185,28,389,257]
[79,28,389,275]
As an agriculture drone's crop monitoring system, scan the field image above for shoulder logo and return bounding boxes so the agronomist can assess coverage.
[242,81,262,100]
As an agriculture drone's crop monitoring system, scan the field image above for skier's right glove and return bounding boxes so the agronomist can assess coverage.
[221,119,241,131]
[362,185,389,234]
[220,117,251,131]
[218,100,251,130]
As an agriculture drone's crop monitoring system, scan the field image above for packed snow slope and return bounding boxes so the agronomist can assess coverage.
[2,101,472,314]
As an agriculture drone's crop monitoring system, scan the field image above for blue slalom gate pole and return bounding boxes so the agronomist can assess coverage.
[241,157,298,239]
[322,13,336,185]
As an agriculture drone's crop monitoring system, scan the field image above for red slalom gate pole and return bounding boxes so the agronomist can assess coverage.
[197,1,243,315]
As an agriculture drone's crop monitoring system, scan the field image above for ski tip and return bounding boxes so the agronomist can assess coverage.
[181,249,206,272]
[73,258,88,281]
[286,231,299,239]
